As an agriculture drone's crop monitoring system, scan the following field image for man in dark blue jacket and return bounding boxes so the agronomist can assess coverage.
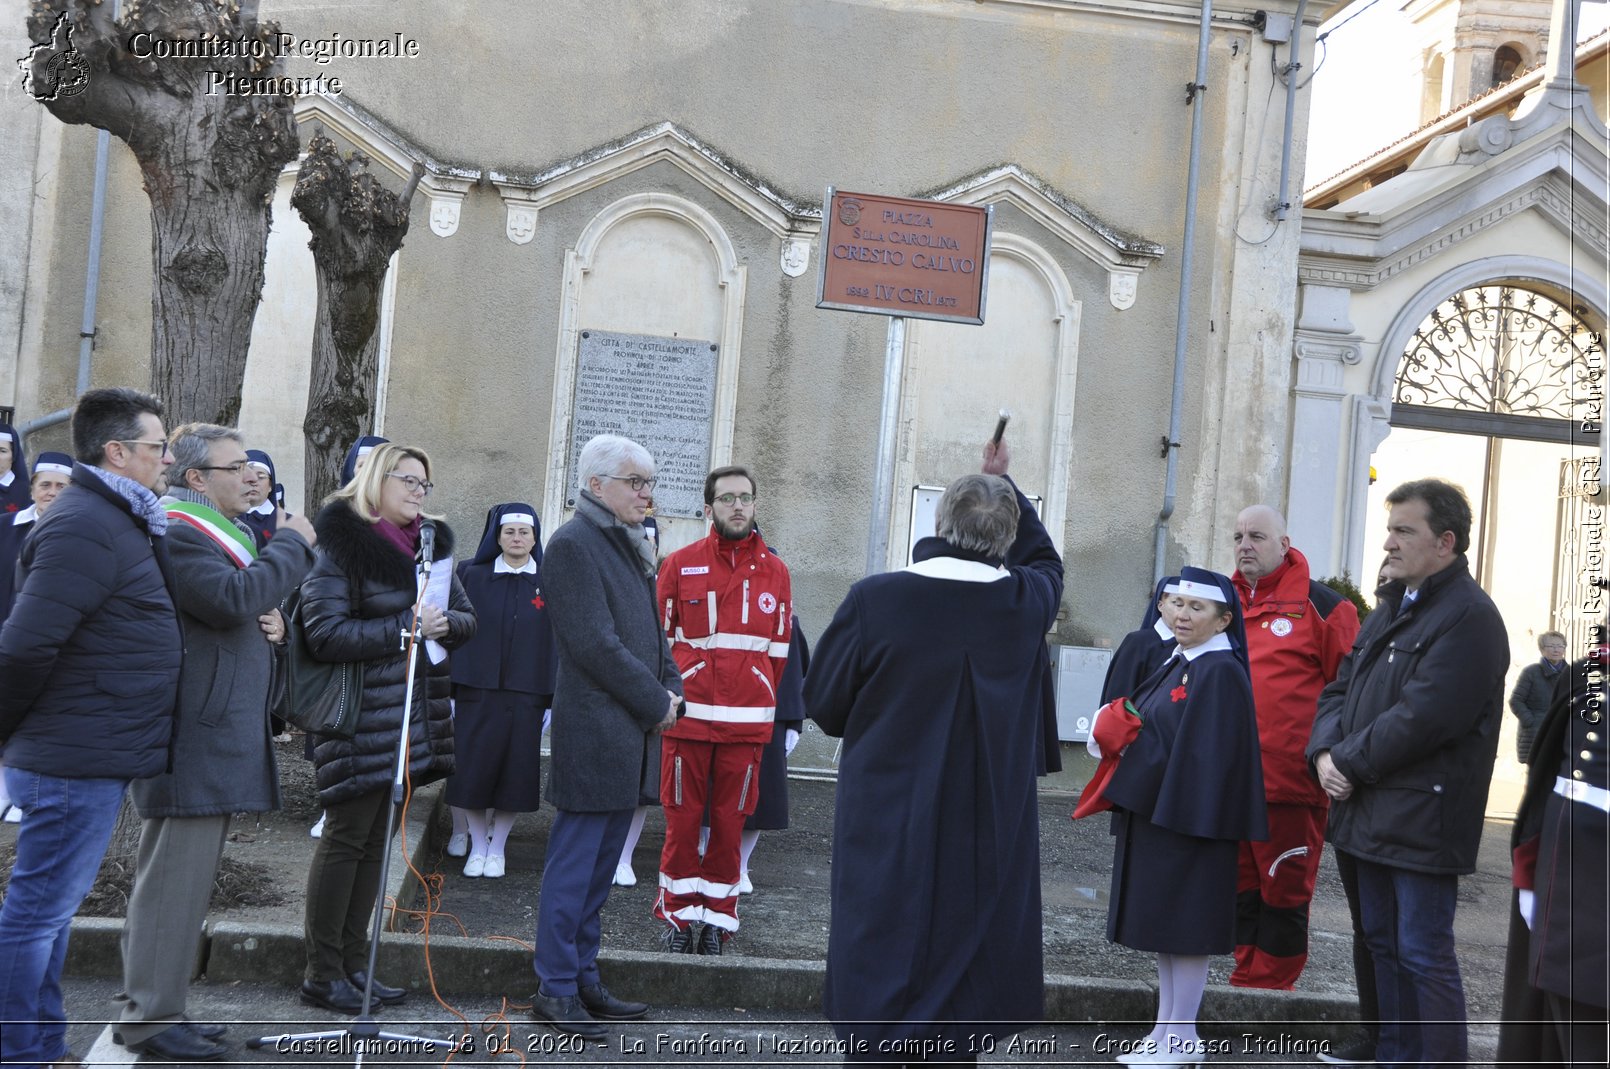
[1307,478,1508,1069]
[0,387,182,1069]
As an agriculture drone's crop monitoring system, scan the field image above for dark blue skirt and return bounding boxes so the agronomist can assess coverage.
[444,686,547,812]
[1108,807,1238,954]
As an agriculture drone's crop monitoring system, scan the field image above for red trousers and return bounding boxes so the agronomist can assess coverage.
[654,737,762,933]
[1231,802,1326,989]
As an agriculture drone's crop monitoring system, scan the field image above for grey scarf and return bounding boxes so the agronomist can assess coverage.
[87,465,168,535]
[576,488,657,577]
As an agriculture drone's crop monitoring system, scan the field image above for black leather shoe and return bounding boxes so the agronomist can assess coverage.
[697,922,724,956]
[183,1020,229,1039]
[530,991,606,1041]
[348,969,407,1005]
[300,977,366,1015]
[123,1024,229,1062]
[578,982,649,1021]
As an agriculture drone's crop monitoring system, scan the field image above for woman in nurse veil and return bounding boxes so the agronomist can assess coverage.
[446,502,558,878]
[1086,565,1267,1064]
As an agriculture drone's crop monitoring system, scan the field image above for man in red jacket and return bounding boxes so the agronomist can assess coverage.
[654,466,791,954]
[1229,505,1360,989]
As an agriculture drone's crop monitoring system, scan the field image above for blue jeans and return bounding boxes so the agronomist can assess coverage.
[533,808,633,997]
[1353,858,1467,1068]
[0,768,128,1069]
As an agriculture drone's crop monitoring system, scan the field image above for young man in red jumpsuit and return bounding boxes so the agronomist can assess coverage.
[654,466,791,954]
[1230,504,1360,989]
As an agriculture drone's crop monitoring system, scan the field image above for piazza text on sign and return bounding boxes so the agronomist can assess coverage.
[816,189,992,325]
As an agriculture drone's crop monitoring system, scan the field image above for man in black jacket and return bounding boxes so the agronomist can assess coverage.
[1307,478,1508,1069]
[0,387,181,1069]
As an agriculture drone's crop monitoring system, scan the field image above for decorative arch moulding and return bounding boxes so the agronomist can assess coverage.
[289,103,1170,297]
[290,94,481,240]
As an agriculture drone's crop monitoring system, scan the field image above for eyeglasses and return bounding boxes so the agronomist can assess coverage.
[195,461,253,476]
[602,474,657,492]
[386,473,434,497]
[713,492,755,507]
[118,439,169,452]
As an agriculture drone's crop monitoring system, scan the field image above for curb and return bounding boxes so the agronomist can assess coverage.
[62,784,1359,1038]
[74,916,1358,1036]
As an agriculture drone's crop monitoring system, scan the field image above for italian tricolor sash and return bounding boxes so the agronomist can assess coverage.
[165,500,258,569]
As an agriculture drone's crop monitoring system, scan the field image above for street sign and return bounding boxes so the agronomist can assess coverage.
[816,188,992,325]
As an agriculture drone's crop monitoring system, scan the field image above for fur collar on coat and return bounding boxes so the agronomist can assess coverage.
[313,500,456,590]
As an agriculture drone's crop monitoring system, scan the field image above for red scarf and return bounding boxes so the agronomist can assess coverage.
[375,515,421,560]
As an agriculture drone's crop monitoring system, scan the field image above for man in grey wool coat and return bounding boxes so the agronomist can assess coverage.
[115,423,317,1062]
[527,433,682,1042]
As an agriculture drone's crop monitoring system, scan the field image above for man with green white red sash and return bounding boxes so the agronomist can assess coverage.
[113,423,317,1062]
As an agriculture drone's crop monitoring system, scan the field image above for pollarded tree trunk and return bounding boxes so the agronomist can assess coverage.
[21,1,300,426]
[293,133,422,511]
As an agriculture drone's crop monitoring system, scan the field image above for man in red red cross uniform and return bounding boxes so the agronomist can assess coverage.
[653,465,791,954]
[1229,504,1360,989]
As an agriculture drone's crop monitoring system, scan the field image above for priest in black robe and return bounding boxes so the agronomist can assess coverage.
[805,438,1062,1063]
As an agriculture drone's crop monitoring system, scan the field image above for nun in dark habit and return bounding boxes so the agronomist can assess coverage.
[240,448,289,551]
[0,452,73,619]
[1085,566,1266,1064]
[446,502,557,878]
[0,423,29,515]
[805,437,1062,1062]
[1100,575,1179,705]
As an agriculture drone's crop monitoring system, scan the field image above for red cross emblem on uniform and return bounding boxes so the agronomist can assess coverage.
[1170,685,1187,703]
[2,503,16,513]
[530,593,545,610]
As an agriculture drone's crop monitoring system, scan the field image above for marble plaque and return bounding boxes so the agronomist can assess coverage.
[567,330,718,518]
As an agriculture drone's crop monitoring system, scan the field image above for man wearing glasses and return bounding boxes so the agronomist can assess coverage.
[111,424,318,1061]
[0,387,182,1069]
[653,466,791,955]
[528,434,680,1041]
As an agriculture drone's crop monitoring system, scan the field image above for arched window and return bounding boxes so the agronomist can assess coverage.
[1421,52,1447,122]
[1491,45,1525,88]
[1392,284,1601,441]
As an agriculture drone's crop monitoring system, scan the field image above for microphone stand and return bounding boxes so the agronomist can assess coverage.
[251,534,457,1064]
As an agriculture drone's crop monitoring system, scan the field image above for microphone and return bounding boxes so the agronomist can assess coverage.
[418,520,436,572]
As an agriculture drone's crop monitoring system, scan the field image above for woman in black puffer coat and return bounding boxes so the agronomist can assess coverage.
[296,443,476,1013]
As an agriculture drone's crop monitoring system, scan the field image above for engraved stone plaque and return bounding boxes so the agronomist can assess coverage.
[566,330,718,519]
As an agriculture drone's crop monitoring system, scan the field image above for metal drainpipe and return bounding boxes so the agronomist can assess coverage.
[1154,0,1214,583]
[1273,0,1309,222]
[19,0,119,447]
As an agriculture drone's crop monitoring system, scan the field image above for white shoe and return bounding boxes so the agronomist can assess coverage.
[310,812,326,838]
[613,862,636,887]
[2,805,20,823]
[464,853,486,878]
[482,855,506,878]
[445,832,470,858]
[738,871,753,894]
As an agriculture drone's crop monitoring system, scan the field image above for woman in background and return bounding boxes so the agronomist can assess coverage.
[0,450,73,822]
[0,424,30,515]
[447,502,556,878]
[1509,631,1567,765]
[1100,575,1178,705]
[1091,566,1266,1063]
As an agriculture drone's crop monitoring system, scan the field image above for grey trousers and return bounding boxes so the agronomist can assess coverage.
[116,814,230,1043]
